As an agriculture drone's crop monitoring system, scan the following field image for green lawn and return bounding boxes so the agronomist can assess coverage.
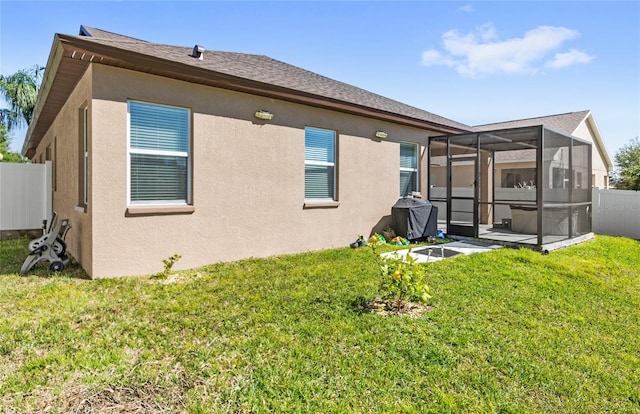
[1,235,639,413]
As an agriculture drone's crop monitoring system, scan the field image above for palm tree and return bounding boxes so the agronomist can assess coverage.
[0,65,42,162]
[0,122,24,162]
[0,65,44,131]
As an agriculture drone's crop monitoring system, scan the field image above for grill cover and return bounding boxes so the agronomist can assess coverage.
[391,198,438,240]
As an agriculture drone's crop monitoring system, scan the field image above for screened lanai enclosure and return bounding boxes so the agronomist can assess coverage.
[428,125,593,251]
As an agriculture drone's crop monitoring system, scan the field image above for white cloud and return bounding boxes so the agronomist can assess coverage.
[421,23,594,77]
[459,4,474,13]
[421,49,457,70]
[546,49,595,68]
[421,50,442,65]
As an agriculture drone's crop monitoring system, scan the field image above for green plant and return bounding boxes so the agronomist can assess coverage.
[1,236,639,412]
[612,136,640,190]
[369,244,431,310]
[152,253,182,279]
[367,233,387,246]
[0,65,44,131]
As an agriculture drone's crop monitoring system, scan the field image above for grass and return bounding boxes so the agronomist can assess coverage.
[0,235,639,413]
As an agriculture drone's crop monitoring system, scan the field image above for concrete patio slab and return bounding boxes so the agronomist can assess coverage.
[381,240,502,264]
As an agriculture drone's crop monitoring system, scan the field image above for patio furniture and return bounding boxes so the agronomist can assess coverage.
[510,205,578,235]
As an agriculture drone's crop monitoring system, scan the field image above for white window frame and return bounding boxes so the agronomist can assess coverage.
[400,142,419,196]
[126,100,191,206]
[82,107,88,206]
[304,126,336,202]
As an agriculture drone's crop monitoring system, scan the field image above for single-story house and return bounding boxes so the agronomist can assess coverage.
[22,26,612,278]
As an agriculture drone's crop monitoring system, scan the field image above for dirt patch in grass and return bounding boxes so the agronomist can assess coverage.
[59,383,179,414]
[152,271,204,285]
[367,298,432,318]
[7,382,186,414]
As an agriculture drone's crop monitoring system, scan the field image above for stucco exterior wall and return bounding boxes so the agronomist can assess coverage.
[86,65,436,277]
[494,161,536,188]
[572,121,610,188]
[32,66,94,274]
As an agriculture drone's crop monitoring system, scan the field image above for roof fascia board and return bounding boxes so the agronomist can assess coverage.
[56,34,467,135]
[580,112,613,170]
[22,35,65,156]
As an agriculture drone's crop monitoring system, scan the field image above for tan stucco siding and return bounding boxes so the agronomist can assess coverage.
[88,65,434,277]
[32,66,94,275]
[494,161,536,188]
[572,121,610,188]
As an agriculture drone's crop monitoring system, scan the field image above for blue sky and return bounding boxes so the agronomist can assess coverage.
[1,1,639,159]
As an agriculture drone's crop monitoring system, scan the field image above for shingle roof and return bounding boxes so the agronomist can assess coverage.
[495,149,536,163]
[77,26,472,132]
[80,25,148,43]
[473,110,591,135]
[24,25,609,164]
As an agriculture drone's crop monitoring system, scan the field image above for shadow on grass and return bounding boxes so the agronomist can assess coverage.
[349,295,374,315]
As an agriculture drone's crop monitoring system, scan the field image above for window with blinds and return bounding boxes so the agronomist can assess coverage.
[400,142,418,196]
[128,100,191,205]
[304,127,336,200]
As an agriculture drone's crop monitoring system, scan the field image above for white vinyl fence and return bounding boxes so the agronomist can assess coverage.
[0,161,52,234]
[592,189,640,239]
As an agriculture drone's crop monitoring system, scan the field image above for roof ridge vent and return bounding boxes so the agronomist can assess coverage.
[192,45,205,60]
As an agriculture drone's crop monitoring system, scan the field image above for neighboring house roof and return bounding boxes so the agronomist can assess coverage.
[474,111,613,170]
[495,149,536,164]
[22,25,471,157]
[474,111,590,134]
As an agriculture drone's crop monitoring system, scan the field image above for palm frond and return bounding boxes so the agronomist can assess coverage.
[0,65,43,131]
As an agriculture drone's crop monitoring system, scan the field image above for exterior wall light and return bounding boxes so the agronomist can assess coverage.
[375,131,388,139]
[254,110,274,120]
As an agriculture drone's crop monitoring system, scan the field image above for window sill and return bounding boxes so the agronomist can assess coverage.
[126,205,195,216]
[303,201,340,209]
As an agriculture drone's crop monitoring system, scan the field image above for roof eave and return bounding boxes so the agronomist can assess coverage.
[24,34,468,156]
[22,35,69,157]
[579,112,614,171]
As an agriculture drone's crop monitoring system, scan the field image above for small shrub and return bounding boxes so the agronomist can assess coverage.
[369,244,431,311]
[152,253,182,279]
